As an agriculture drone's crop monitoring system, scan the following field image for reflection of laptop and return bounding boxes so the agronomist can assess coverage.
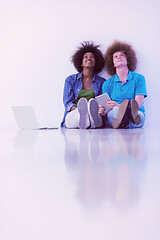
[95,93,111,114]
[12,105,58,130]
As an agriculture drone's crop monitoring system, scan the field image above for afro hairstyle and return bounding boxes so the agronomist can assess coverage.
[71,41,104,74]
[105,41,137,76]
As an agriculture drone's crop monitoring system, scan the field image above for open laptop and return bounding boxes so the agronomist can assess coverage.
[95,93,111,114]
[12,105,59,130]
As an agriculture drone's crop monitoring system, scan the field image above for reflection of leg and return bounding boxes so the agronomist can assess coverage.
[88,98,103,128]
[78,98,90,129]
[63,130,81,168]
[78,131,90,162]
[89,132,100,162]
[65,108,79,128]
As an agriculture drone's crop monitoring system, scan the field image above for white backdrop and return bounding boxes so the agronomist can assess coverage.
[0,0,159,130]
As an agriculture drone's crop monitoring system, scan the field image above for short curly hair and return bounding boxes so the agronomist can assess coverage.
[71,41,104,74]
[105,41,137,76]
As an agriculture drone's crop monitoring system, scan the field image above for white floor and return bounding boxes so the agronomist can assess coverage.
[1,125,160,240]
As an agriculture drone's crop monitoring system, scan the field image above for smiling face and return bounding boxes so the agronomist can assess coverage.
[82,52,96,69]
[113,51,128,68]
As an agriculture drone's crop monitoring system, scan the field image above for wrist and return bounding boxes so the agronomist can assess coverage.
[70,106,77,111]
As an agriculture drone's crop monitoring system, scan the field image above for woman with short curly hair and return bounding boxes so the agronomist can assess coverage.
[61,41,106,129]
[99,41,147,129]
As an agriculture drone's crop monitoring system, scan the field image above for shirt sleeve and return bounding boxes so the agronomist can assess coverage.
[97,77,106,96]
[63,75,77,112]
[135,75,147,98]
[102,79,111,96]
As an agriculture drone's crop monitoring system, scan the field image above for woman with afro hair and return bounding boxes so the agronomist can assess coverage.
[61,41,106,129]
[99,41,147,129]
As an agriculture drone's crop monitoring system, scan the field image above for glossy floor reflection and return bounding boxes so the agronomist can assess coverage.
[1,126,160,240]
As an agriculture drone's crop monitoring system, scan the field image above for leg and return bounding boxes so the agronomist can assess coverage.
[65,98,91,129]
[77,98,90,129]
[112,99,129,129]
[128,99,141,125]
[65,108,79,128]
[126,111,145,128]
[107,106,119,128]
[88,98,103,128]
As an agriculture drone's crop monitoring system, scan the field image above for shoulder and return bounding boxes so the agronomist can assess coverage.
[95,74,106,83]
[103,75,115,86]
[131,71,145,80]
[65,73,79,83]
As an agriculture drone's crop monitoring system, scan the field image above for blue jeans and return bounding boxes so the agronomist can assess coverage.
[106,106,145,129]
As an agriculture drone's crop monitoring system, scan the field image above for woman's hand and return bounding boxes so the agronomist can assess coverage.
[70,106,77,111]
[106,100,120,110]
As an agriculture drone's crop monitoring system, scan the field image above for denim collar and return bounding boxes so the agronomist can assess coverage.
[114,70,132,82]
[77,72,97,82]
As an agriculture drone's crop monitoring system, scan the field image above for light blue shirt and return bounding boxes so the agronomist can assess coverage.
[102,71,147,114]
[61,72,106,126]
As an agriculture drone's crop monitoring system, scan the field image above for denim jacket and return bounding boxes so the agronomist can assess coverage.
[61,72,106,126]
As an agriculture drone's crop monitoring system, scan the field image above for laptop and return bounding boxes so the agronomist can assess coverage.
[12,105,59,130]
[95,93,111,114]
